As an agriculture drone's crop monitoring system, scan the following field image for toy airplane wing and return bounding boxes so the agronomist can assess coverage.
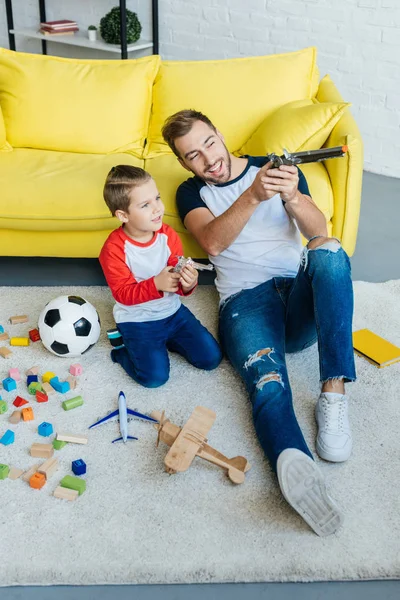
[88,409,119,429]
[164,406,216,473]
[127,408,158,423]
[112,435,138,444]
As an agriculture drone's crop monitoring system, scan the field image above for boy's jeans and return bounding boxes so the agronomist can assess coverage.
[218,241,356,473]
[114,304,222,388]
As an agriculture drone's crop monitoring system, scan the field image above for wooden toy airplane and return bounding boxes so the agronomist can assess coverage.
[151,406,251,484]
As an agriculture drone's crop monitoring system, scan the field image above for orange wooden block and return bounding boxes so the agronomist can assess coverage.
[29,472,46,489]
[21,407,35,421]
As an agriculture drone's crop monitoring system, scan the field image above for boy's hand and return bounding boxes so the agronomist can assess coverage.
[154,266,181,293]
[179,262,198,293]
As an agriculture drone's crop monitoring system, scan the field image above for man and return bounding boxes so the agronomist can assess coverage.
[162,109,356,537]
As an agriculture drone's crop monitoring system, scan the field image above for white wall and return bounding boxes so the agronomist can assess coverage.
[0,0,399,177]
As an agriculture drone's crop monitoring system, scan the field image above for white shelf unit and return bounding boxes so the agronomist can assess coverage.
[10,28,154,54]
[5,0,159,59]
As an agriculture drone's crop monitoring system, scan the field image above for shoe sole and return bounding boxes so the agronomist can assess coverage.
[279,454,344,537]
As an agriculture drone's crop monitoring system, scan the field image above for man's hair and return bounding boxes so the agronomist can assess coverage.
[103,165,151,215]
[162,109,217,158]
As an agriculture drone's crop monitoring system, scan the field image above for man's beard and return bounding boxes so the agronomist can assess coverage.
[203,148,232,185]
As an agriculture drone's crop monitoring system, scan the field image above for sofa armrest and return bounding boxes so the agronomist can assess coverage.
[316,75,364,256]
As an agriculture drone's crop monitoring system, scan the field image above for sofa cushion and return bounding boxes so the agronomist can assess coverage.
[0,48,160,157]
[0,104,12,153]
[145,47,319,158]
[239,99,350,157]
[144,154,334,256]
[0,149,143,231]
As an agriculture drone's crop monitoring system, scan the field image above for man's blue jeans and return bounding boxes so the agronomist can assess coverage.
[218,241,356,473]
[113,304,222,388]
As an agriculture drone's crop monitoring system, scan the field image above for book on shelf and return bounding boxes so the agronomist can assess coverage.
[40,20,77,28]
[353,328,400,368]
[39,29,76,36]
[40,26,78,33]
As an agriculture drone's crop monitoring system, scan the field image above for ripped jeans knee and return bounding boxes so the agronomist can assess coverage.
[300,235,341,270]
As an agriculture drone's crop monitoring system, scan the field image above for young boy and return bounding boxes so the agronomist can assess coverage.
[99,165,222,388]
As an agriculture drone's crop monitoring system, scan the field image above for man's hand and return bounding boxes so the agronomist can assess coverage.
[248,161,279,203]
[179,262,198,293]
[154,266,181,293]
[258,163,300,203]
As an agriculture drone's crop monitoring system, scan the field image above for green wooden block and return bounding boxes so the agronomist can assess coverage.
[28,381,42,395]
[62,395,84,411]
[60,475,86,496]
[0,400,8,414]
[53,439,68,450]
[0,464,10,480]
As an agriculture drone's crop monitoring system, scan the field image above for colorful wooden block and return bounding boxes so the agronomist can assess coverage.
[27,374,38,385]
[26,366,39,376]
[38,457,58,479]
[30,472,46,489]
[50,377,70,393]
[66,375,77,390]
[0,325,4,333]
[0,332,10,342]
[56,433,88,445]
[0,400,7,414]
[72,459,86,476]
[53,439,68,450]
[9,410,21,424]
[28,382,42,395]
[13,396,28,407]
[38,422,53,437]
[36,390,48,403]
[62,395,83,411]
[69,364,83,376]
[60,475,86,495]
[9,315,28,325]
[2,377,17,392]
[21,407,34,421]
[9,368,21,381]
[10,337,30,347]
[42,371,56,384]
[0,430,15,445]
[22,464,40,482]
[30,443,54,458]
[0,464,10,480]
[53,486,79,501]
[0,347,12,358]
[8,466,24,480]
[28,329,41,342]
[41,382,55,395]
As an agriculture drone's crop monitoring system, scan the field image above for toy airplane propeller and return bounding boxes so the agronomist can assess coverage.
[89,390,158,443]
[152,406,251,484]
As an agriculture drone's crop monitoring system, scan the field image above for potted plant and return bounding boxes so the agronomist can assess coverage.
[88,25,97,42]
[100,7,142,44]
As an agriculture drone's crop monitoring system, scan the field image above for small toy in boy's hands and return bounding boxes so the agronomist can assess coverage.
[172,256,214,273]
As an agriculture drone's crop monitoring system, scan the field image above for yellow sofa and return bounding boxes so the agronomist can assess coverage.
[0,46,363,258]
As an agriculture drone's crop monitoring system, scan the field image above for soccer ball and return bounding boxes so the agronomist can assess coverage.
[38,295,101,357]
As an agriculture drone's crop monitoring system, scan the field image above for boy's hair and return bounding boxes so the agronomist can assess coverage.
[162,109,217,158]
[103,165,151,216]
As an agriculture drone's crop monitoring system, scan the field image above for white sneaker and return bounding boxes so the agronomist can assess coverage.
[315,392,352,462]
[277,448,343,537]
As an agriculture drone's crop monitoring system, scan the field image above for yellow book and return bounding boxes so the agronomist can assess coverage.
[353,329,400,368]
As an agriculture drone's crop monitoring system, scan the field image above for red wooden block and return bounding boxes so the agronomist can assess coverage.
[13,396,29,407]
[29,328,41,342]
[36,390,48,403]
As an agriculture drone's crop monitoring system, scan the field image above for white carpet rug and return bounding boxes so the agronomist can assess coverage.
[0,281,399,585]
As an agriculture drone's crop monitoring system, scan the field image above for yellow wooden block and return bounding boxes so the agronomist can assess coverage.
[42,371,56,383]
[10,337,30,346]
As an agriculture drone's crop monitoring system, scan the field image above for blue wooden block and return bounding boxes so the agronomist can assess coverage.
[38,422,53,437]
[72,459,86,475]
[50,376,70,393]
[0,430,15,445]
[2,377,17,392]
[27,374,39,385]
[0,325,4,333]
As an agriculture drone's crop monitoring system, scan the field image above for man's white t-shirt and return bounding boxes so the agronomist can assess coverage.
[176,156,310,304]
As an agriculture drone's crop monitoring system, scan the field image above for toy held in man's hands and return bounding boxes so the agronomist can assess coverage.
[267,145,348,168]
[172,256,214,273]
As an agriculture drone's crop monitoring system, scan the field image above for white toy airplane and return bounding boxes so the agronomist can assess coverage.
[89,390,158,443]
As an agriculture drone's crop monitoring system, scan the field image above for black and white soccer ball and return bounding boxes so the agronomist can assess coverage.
[38,295,101,357]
